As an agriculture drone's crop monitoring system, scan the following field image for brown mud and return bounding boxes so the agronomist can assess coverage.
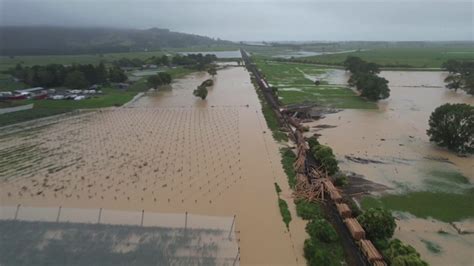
[0,66,307,265]
[306,70,474,265]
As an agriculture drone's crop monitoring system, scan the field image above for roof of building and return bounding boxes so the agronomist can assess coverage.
[15,87,45,93]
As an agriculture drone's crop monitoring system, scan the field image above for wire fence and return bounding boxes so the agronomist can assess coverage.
[0,205,240,266]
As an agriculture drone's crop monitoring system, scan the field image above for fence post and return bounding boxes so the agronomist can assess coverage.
[56,206,62,222]
[185,211,188,232]
[14,204,21,220]
[233,247,240,266]
[98,208,102,224]
[141,210,144,227]
[228,215,236,240]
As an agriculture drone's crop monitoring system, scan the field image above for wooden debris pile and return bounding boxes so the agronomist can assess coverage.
[294,174,325,202]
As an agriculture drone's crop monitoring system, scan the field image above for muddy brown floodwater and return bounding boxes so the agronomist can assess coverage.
[306,70,474,265]
[0,66,307,265]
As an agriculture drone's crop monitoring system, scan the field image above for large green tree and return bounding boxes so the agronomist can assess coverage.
[147,75,163,89]
[109,66,127,82]
[344,56,389,101]
[442,60,474,95]
[64,71,89,89]
[357,208,396,241]
[193,85,208,100]
[158,72,172,85]
[356,73,390,101]
[147,72,172,89]
[384,239,428,266]
[427,103,473,153]
[311,144,339,175]
[207,66,217,77]
[306,219,338,243]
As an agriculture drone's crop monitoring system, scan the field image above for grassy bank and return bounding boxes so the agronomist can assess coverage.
[296,47,474,68]
[278,198,292,229]
[361,189,474,223]
[251,76,288,142]
[255,58,376,109]
[280,148,297,188]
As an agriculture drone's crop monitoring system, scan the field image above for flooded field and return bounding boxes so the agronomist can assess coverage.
[273,49,361,59]
[0,66,306,265]
[307,71,474,265]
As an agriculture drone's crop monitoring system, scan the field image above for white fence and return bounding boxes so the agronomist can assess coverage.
[0,103,34,114]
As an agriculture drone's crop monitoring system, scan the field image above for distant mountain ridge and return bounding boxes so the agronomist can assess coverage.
[0,26,233,56]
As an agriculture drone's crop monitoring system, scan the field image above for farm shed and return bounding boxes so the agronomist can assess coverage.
[15,87,45,95]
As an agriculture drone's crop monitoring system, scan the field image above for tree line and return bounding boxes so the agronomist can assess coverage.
[344,56,390,101]
[442,59,474,95]
[147,72,172,89]
[9,63,127,89]
[113,53,217,71]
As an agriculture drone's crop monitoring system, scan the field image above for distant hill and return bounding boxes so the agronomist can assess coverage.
[0,26,233,56]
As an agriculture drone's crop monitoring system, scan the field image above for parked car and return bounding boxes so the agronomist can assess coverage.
[74,95,86,101]
[51,95,65,100]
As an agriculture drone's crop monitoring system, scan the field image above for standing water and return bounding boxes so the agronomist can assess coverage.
[309,71,474,265]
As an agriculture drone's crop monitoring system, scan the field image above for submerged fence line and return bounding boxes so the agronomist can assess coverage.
[1,204,237,234]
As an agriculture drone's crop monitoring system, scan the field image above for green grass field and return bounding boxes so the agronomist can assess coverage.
[297,47,474,68]
[0,51,168,72]
[361,189,474,223]
[255,59,376,109]
[361,170,474,222]
[0,88,136,127]
[277,85,376,109]
[0,66,196,127]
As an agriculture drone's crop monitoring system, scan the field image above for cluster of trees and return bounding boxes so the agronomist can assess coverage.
[344,56,390,101]
[10,63,127,89]
[299,198,343,266]
[442,60,474,95]
[427,103,473,154]
[384,239,428,266]
[193,79,214,100]
[113,54,218,71]
[304,218,340,266]
[357,208,427,266]
[308,137,339,175]
[172,54,217,70]
[358,208,396,242]
[147,72,172,89]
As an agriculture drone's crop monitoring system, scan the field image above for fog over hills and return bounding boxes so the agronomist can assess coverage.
[1,0,472,42]
[0,26,232,55]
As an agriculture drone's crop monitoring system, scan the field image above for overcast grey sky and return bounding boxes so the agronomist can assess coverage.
[0,0,472,41]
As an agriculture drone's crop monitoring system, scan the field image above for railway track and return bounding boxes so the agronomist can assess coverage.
[241,48,385,266]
